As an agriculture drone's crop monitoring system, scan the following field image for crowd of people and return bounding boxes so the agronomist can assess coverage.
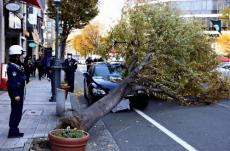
[22,54,54,83]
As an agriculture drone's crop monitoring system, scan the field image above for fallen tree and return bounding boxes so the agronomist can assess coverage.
[59,4,230,131]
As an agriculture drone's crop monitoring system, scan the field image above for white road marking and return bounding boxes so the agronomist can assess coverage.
[216,103,230,109]
[134,109,198,151]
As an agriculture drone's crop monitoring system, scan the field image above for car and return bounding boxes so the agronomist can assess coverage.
[83,62,149,110]
[216,62,230,79]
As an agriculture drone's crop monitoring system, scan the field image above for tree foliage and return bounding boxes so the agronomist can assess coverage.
[106,4,230,104]
[216,34,230,56]
[47,0,98,57]
[57,4,230,132]
[220,6,230,24]
[73,23,103,56]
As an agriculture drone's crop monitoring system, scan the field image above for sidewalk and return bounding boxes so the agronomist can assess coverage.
[0,76,120,151]
[0,78,58,151]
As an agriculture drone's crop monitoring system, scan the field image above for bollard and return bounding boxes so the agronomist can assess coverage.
[56,88,66,117]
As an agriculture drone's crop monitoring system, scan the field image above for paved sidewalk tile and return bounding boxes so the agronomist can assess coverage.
[0,78,58,150]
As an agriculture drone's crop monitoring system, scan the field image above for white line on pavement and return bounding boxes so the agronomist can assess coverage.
[134,109,198,151]
[216,103,230,109]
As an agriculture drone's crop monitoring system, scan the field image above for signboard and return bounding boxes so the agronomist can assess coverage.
[29,42,37,48]
[6,2,20,12]
[1,64,7,90]
[1,64,7,79]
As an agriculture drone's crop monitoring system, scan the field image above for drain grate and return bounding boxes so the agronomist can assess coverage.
[24,109,43,116]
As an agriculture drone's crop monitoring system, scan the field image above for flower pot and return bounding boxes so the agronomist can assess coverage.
[48,129,90,151]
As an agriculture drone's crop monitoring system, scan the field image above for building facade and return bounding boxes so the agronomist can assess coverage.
[125,0,230,33]
[0,0,44,89]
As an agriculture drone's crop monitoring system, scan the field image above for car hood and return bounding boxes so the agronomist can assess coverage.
[93,76,121,90]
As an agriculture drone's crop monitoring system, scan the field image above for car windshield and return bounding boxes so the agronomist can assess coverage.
[94,64,121,77]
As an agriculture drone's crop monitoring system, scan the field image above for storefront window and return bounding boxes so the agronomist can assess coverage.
[9,12,21,29]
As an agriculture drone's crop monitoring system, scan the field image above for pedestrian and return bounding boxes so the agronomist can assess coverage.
[7,45,26,138]
[37,55,44,80]
[46,56,55,102]
[31,55,37,77]
[63,53,78,92]
[85,56,92,71]
[23,55,32,83]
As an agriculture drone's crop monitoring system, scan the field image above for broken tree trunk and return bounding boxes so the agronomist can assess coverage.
[75,53,153,131]
[79,53,153,130]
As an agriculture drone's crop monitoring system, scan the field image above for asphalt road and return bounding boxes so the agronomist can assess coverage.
[75,64,230,151]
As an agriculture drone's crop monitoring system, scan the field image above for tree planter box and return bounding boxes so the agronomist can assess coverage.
[48,129,90,151]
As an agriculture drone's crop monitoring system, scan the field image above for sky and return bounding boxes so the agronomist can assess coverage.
[93,0,125,33]
[69,0,125,38]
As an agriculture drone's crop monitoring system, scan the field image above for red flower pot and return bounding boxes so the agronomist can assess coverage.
[48,130,90,151]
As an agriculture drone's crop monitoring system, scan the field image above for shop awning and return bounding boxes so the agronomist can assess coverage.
[21,0,44,11]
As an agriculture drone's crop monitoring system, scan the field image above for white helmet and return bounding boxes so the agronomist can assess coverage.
[9,45,23,55]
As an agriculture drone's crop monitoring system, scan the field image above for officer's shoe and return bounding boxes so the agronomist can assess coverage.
[8,132,24,138]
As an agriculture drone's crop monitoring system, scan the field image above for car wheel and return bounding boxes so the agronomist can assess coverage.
[129,94,149,110]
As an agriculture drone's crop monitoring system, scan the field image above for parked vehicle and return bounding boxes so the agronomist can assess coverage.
[216,62,230,79]
[83,63,149,109]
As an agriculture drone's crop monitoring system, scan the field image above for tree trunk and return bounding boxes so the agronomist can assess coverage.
[61,36,67,59]
[80,80,129,130]
[60,29,69,59]
[58,51,153,131]
[80,53,153,130]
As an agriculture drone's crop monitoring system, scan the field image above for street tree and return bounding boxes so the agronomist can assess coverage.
[216,34,230,56]
[73,23,103,56]
[61,4,230,131]
[47,0,98,58]
[220,6,230,24]
[73,34,91,57]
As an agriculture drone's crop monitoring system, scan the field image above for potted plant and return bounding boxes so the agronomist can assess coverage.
[48,126,90,151]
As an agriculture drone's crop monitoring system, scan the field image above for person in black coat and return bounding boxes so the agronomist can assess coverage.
[85,57,93,71]
[7,45,26,138]
[63,53,78,92]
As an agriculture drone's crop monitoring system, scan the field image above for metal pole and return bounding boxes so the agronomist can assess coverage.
[52,4,61,102]
[55,6,59,60]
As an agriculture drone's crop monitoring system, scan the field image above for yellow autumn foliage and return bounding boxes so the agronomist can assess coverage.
[72,23,103,56]
[216,34,230,55]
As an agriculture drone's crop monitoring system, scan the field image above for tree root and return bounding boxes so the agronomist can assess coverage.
[56,116,83,130]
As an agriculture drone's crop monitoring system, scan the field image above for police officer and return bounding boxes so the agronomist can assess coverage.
[85,56,92,71]
[64,53,78,92]
[7,45,26,138]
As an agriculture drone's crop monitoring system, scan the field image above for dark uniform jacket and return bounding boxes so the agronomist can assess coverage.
[64,59,78,74]
[7,63,26,98]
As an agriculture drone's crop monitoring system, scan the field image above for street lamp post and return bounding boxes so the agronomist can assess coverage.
[52,0,61,102]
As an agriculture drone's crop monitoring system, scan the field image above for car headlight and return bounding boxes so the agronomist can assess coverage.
[92,88,106,95]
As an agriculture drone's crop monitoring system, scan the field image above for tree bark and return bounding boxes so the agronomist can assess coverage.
[80,80,129,130]
[57,51,153,131]
[60,28,69,59]
[80,53,153,130]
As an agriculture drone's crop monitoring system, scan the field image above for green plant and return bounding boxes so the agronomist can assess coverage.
[52,126,85,138]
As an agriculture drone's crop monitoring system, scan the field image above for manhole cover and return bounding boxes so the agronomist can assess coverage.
[24,110,43,116]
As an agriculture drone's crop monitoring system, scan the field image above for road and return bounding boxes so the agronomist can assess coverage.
[75,64,230,151]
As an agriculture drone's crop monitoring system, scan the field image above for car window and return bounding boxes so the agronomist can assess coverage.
[94,64,111,77]
[222,65,230,69]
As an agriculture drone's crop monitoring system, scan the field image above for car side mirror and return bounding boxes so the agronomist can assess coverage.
[83,72,90,78]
